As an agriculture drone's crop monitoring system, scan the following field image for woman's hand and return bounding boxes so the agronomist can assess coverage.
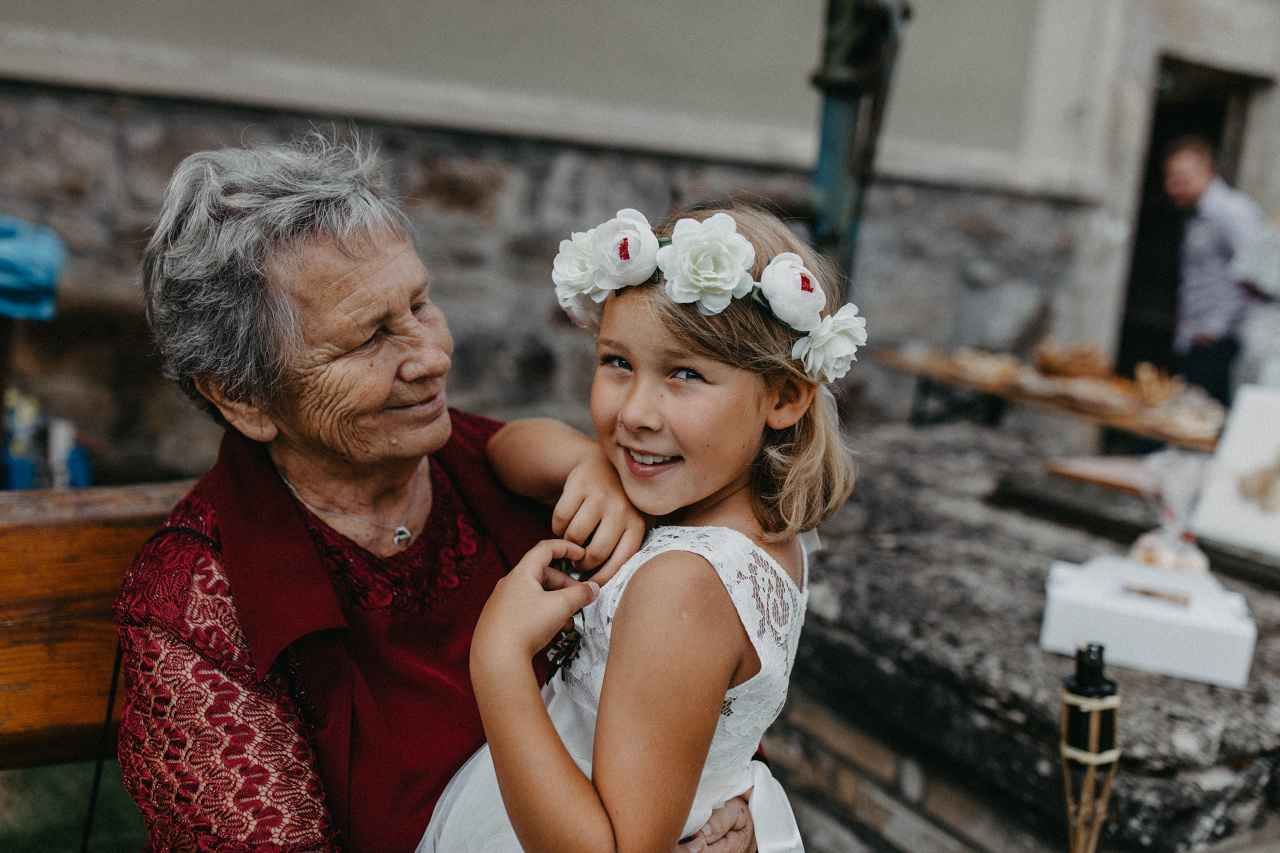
[472,539,599,667]
[553,451,645,584]
[678,795,756,853]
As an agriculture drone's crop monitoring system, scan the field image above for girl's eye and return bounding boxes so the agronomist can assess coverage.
[601,355,632,371]
[673,367,704,382]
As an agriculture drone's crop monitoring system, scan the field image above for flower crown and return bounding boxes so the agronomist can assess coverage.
[552,209,868,384]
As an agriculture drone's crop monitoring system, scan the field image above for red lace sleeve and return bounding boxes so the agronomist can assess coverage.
[116,515,339,853]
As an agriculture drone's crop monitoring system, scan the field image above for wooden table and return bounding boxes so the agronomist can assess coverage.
[874,348,1218,452]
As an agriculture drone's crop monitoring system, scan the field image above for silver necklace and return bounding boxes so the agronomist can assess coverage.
[279,470,420,547]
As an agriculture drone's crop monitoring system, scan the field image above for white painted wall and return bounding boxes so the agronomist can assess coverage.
[0,0,828,167]
[0,0,1088,193]
[1,0,1277,211]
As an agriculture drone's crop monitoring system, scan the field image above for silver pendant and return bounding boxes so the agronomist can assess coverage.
[393,526,412,547]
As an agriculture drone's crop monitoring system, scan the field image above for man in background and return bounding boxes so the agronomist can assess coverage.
[1163,135,1266,405]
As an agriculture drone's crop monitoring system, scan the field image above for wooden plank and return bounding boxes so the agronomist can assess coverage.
[0,480,193,526]
[874,348,1219,452]
[0,480,191,768]
[1044,456,1161,497]
[0,521,170,599]
[0,596,121,758]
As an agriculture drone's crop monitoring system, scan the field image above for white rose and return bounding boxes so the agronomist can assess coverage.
[791,303,868,383]
[591,209,660,289]
[552,229,606,329]
[656,213,756,315]
[758,252,826,332]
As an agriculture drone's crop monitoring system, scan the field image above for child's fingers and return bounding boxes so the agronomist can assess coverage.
[480,540,595,659]
[550,490,587,538]
[554,578,600,616]
[589,519,646,586]
[530,569,601,626]
[575,512,620,571]
[540,564,582,590]
[515,539,586,581]
[558,492,612,550]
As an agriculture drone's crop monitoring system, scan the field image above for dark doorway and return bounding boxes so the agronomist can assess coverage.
[1115,58,1269,382]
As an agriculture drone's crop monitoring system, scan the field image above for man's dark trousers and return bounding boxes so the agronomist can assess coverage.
[1177,336,1240,406]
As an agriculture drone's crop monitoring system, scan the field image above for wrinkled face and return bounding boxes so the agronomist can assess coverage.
[1164,150,1215,210]
[268,233,453,467]
[590,291,774,525]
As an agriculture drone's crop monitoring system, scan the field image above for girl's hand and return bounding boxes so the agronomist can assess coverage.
[552,451,645,585]
[472,540,599,667]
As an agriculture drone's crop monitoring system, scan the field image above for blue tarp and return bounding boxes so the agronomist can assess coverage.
[0,215,66,321]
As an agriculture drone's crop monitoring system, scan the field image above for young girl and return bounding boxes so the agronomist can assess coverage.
[419,204,866,853]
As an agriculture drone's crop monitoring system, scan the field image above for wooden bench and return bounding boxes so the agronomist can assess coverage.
[0,480,192,769]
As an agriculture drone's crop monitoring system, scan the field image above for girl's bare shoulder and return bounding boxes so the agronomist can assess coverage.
[612,548,742,638]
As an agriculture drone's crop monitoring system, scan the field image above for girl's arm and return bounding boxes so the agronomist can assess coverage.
[471,542,752,853]
[487,418,644,580]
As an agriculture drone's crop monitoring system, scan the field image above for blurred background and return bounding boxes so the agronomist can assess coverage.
[7,0,1279,485]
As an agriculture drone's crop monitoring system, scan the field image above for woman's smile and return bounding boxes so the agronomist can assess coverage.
[385,385,446,415]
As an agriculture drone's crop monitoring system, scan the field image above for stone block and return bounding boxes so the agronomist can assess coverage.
[406,155,512,223]
[793,800,876,853]
[898,756,926,803]
[951,279,1047,353]
[852,775,977,853]
[784,693,898,784]
[923,776,1056,853]
[762,730,834,793]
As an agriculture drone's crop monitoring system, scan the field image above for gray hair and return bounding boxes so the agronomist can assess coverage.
[142,133,412,423]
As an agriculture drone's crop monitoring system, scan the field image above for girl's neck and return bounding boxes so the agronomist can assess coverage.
[658,482,759,536]
[658,486,804,589]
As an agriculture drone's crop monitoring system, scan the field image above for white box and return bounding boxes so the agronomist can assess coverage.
[1039,555,1256,689]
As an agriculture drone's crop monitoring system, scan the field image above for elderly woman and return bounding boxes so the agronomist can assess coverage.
[114,137,754,853]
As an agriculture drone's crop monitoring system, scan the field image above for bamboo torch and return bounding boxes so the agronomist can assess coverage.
[1061,643,1120,853]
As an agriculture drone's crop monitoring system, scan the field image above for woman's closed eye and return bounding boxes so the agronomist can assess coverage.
[353,328,382,352]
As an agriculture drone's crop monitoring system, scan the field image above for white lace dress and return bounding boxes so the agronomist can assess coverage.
[417,525,809,853]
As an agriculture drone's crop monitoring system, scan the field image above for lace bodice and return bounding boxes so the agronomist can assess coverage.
[559,525,808,772]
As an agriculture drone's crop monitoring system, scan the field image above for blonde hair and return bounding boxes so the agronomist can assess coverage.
[621,202,856,542]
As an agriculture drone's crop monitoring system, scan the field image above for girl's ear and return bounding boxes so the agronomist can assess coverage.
[193,376,280,443]
[766,377,816,431]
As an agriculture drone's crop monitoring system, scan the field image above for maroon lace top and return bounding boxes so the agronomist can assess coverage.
[114,410,551,853]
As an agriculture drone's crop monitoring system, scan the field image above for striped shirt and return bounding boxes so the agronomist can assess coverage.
[1176,177,1266,352]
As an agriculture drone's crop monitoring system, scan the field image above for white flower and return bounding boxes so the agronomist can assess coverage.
[758,253,826,332]
[591,209,660,289]
[552,228,606,329]
[656,213,756,315]
[791,303,868,383]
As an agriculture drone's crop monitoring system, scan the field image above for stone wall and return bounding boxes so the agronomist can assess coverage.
[0,78,1086,482]
[850,181,1089,433]
[766,691,1061,853]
